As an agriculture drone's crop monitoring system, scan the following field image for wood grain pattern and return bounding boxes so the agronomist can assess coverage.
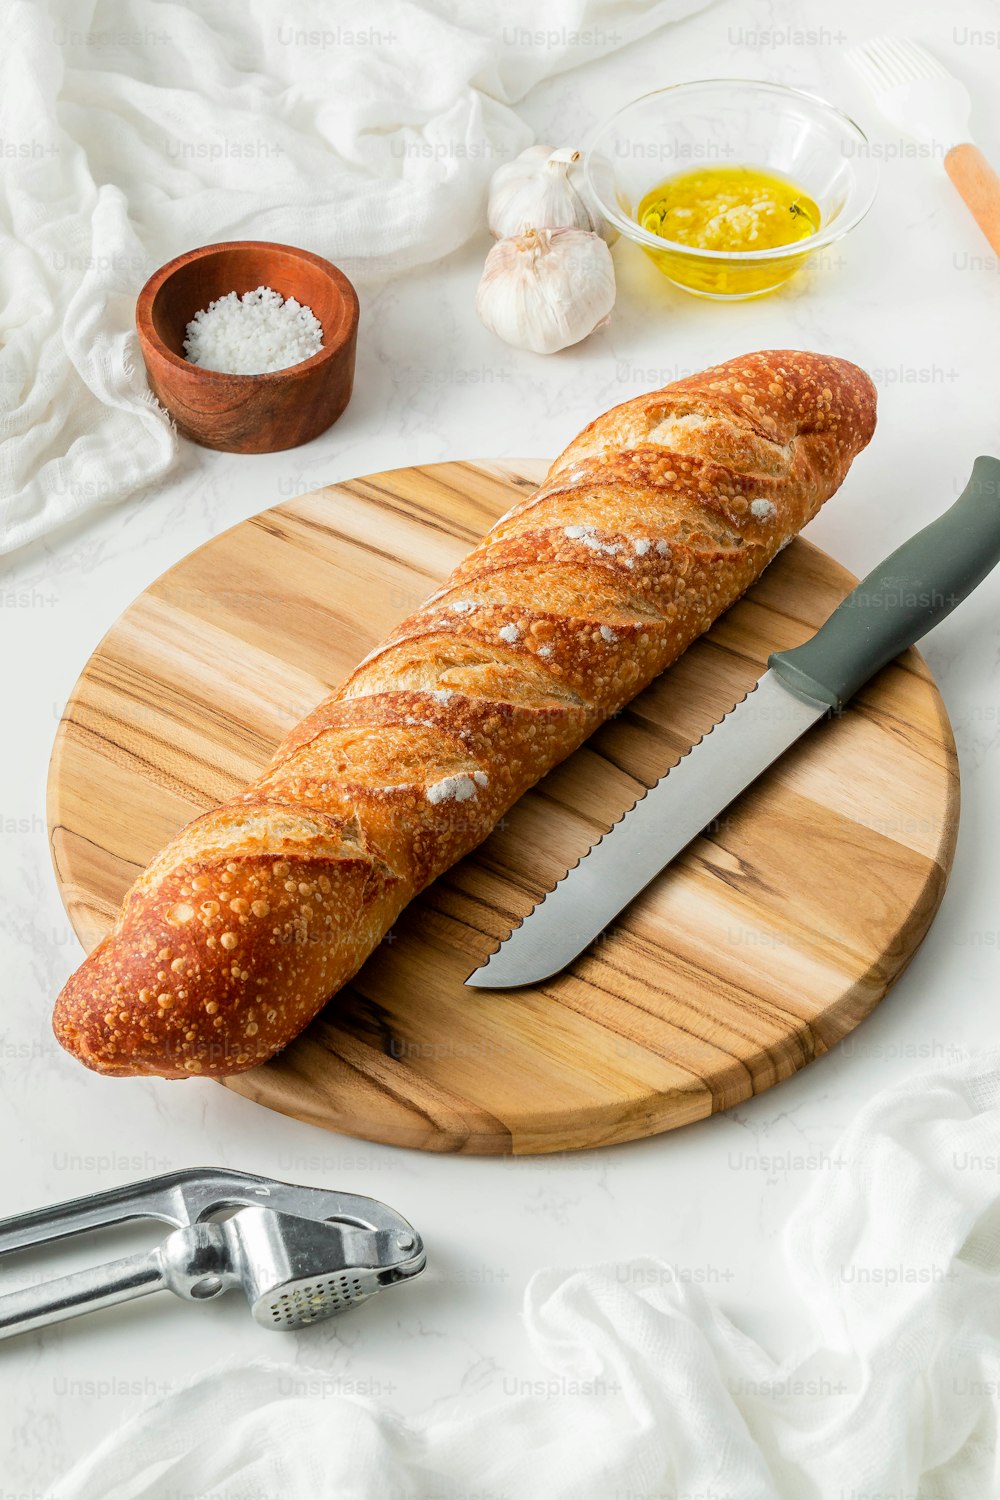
[136,242,359,453]
[47,461,960,1153]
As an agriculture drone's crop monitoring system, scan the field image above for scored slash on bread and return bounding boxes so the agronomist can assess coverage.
[53,351,877,1079]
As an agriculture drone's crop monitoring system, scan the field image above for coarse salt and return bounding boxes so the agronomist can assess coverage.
[183,285,324,375]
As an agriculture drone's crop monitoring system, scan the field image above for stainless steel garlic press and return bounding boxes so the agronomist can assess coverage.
[0,1168,425,1341]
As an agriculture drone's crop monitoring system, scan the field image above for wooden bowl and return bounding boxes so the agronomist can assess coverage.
[135,241,359,454]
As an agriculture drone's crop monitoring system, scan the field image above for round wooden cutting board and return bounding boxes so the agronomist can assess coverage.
[48,461,960,1154]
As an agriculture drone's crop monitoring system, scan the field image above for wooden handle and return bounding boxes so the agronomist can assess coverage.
[945,143,1000,256]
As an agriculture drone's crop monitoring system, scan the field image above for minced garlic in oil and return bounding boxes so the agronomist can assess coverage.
[638,166,820,254]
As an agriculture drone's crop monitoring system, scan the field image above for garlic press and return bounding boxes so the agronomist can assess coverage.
[0,1168,425,1341]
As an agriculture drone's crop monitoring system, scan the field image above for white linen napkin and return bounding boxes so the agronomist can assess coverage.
[47,1050,1000,1499]
[0,0,708,554]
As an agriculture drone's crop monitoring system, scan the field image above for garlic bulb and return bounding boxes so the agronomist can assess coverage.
[475,227,615,355]
[487,144,614,243]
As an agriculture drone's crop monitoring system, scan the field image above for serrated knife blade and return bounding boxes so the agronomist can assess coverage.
[465,457,1000,991]
[465,671,826,989]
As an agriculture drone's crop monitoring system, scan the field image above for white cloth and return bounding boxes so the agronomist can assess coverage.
[48,1051,1000,1499]
[0,0,707,554]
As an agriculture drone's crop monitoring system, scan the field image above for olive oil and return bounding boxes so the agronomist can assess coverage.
[635,165,822,298]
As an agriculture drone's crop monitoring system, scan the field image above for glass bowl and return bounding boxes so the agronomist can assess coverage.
[583,80,878,299]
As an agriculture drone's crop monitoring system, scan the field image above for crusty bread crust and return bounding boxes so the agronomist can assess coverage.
[53,351,876,1078]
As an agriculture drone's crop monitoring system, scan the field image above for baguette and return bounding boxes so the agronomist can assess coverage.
[53,350,876,1079]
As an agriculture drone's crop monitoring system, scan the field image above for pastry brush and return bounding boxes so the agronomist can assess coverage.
[846,35,1000,255]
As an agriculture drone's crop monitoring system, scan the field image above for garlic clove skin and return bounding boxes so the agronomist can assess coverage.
[487,144,616,244]
[475,227,615,356]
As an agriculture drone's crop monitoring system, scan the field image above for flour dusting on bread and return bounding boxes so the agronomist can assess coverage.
[53,352,877,1079]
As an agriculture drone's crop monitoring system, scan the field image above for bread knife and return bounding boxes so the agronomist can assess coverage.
[466,456,1000,990]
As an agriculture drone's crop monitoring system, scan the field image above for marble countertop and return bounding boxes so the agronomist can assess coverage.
[3,0,1000,1487]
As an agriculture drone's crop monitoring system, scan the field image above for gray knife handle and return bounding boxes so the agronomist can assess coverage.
[0,1253,165,1341]
[770,455,1000,710]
